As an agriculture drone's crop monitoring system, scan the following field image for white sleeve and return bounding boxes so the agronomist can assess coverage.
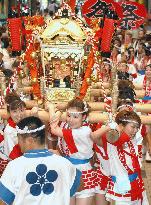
[0,161,16,205]
[4,127,18,157]
[133,75,144,85]
[135,130,143,145]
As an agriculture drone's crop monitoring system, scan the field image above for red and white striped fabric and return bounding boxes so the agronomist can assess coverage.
[90,122,110,193]
[0,158,9,177]
[93,142,111,194]
[0,131,9,176]
[0,131,4,147]
[3,118,22,160]
[105,132,147,203]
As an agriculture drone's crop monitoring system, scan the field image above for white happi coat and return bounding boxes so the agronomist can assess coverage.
[58,123,95,196]
[3,118,22,160]
[105,135,148,205]
[0,149,81,205]
[58,123,94,162]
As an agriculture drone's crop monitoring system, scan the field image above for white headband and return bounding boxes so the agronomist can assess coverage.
[121,119,139,125]
[66,101,88,114]
[67,111,85,115]
[103,61,111,66]
[16,125,45,134]
[117,104,133,111]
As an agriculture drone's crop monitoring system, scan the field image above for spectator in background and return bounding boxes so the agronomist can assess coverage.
[117,61,131,81]
[43,8,50,20]
[124,31,133,49]
[99,59,111,83]
[145,19,151,33]
[0,31,4,48]
[138,29,146,43]
[0,48,4,68]
[0,25,8,39]
[1,38,15,70]
[48,0,59,16]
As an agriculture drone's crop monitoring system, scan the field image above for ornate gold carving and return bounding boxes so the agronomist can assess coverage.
[40,17,87,102]
[41,18,86,44]
[84,87,91,101]
[46,88,75,102]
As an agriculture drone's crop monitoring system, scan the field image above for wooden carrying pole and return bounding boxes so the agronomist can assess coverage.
[90,89,145,99]
[92,82,144,90]
[2,100,151,113]
[1,100,39,109]
[1,109,151,124]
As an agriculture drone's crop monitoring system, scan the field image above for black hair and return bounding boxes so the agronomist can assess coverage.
[145,64,151,69]
[63,75,71,88]
[1,37,10,49]
[113,37,121,47]
[5,92,26,112]
[145,34,151,42]
[67,98,90,115]
[2,69,13,78]
[44,8,49,13]
[118,80,136,102]
[17,116,45,145]
[139,42,146,49]
[119,86,136,102]
[144,45,151,56]
[115,110,141,128]
[117,99,133,110]
[49,11,54,17]
[127,46,134,55]
[117,71,130,81]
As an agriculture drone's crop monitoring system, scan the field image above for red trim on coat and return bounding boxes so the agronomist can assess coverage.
[0,133,4,143]
[111,132,130,147]
[62,129,78,154]
[8,118,16,128]
[9,144,22,160]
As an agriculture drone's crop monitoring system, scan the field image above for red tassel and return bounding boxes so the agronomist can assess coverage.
[7,18,22,51]
[101,18,115,57]
[67,0,76,13]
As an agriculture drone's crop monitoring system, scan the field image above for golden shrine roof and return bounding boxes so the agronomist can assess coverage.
[41,18,86,43]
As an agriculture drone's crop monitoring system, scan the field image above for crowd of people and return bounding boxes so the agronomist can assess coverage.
[98,27,151,164]
[0,2,150,205]
[0,95,150,205]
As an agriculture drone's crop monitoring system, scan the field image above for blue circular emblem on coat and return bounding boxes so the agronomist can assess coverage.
[26,164,58,196]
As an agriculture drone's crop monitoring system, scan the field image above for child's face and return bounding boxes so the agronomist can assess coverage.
[66,107,84,129]
[129,48,135,56]
[118,63,128,72]
[102,63,110,74]
[10,107,26,124]
[145,66,151,78]
[138,30,145,39]
[123,122,139,138]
